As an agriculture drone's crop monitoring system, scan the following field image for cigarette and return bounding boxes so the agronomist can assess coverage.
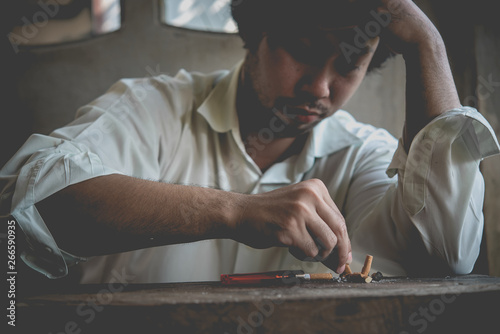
[361,254,373,277]
[344,263,353,275]
[295,273,334,280]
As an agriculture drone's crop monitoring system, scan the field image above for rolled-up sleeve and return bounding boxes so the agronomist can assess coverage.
[1,136,122,278]
[0,76,179,278]
[350,107,500,276]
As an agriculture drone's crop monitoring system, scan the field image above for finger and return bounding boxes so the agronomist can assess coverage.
[318,184,338,213]
[311,178,340,216]
[289,246,318,262]
[307,180,352,271]
[293,179,350,267]
[290,224,320,260]
[321,248,353,274]
[304,221,337,261]
[321,246,339,271]
[316,204,351,273]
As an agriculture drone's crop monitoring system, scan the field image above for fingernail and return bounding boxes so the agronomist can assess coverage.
[336,264,345,274]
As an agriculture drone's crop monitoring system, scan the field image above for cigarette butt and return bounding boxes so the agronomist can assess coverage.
[361,255,373,277]
[296,273,333,280]
[344,264,353,275]
[309,273,333,280]
[365,276,373,283]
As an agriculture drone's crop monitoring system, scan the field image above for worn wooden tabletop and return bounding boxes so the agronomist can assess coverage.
[17,274,500,333]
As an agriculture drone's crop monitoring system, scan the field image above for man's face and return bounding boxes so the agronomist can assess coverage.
[243,30,380,136]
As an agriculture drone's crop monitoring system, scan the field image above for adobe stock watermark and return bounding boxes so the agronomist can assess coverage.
[340,9,392,64]
[8,0,71,54]
[77,63,169,152]
[399,293,460,334]
[224,272,302,334]
[47,267,135,334]
[463,74,500,108]
[228,298,284,334]
[245,107,288,159]
[225,236,331,334]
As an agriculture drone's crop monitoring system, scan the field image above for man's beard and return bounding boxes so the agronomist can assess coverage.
[240,52,332,138]
[269,105,324,137]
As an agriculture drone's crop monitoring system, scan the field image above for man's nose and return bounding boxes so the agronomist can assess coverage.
[296,65,332,100]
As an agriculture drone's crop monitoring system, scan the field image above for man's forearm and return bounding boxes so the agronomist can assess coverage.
[36,174,241,257]
[402,27,461,148]
[36,174,352,273]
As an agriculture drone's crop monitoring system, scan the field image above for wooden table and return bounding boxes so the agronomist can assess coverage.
[17,274,500,333]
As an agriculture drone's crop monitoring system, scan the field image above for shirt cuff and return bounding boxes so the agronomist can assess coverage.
[386,106,500,216]
[7,136,122,278]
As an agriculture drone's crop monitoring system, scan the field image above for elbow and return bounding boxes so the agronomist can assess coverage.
[446,226,483,275]
[442,242,481,275]
[446,260,474,276]
[405,239,480,277]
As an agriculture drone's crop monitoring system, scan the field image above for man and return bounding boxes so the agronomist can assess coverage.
[1,0,499,283]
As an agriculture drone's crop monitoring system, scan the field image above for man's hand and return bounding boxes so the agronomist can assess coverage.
[373,0,441,54]
[232,179,352,273]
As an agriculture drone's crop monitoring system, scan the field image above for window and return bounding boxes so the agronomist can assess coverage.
[161,0,237,33]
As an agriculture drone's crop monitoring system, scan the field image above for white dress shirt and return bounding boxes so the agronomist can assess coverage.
[1,61,499,283]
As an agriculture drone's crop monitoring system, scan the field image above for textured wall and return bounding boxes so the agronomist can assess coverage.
[475,25,500,276]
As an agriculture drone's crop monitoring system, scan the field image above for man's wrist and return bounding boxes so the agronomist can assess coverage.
[219,191,247,240]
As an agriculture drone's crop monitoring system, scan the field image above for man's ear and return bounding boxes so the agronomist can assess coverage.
[367,42,396,73]
[244,32,266,54]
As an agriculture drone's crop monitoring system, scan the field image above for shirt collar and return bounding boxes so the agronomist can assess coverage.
[310,110,362,158]
[196,60,243,133]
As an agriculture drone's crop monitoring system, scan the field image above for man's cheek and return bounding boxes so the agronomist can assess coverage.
[332,86,356,109]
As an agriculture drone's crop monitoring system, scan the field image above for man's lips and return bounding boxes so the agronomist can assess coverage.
[283,106,323,123]
[285,105,322,115]
[286,105,323,118]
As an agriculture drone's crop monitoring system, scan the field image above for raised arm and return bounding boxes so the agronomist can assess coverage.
[377,0,461,148]
[347,0,499,275]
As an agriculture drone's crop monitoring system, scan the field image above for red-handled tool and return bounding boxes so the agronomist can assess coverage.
[220,270,305,285]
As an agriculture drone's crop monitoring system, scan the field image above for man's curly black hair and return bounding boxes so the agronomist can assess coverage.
[230,0,395,72]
